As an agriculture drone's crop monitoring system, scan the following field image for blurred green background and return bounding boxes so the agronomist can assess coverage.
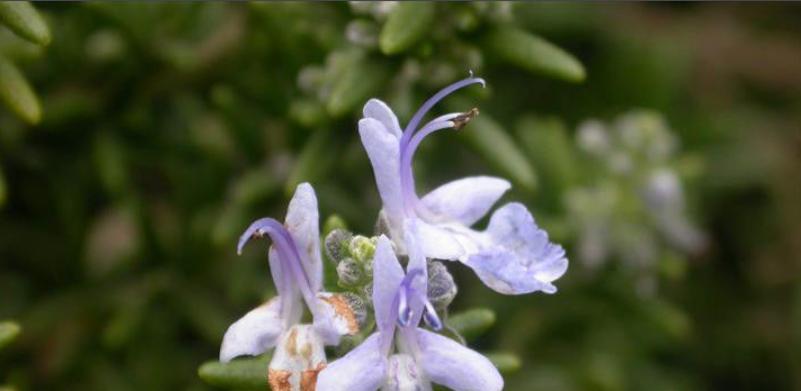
[1,2,800,390]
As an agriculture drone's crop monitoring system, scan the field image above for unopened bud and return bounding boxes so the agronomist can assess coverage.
[349,235,376,263]
[337,258,364,287]
[427,261,457,310]
[324,228,353,264]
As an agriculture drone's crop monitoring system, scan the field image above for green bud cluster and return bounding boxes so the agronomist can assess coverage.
[324,229,378,293]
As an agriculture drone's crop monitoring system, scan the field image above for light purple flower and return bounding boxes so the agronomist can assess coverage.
[317,222,503,391]
[359,76,568,294]
[219,183,359,390]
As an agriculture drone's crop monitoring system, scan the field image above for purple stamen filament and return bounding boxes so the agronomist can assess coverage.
[395,268,441,331]
[397,76,485,215]
[238,218,320,319]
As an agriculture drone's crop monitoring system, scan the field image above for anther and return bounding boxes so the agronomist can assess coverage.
[453,108,479,130]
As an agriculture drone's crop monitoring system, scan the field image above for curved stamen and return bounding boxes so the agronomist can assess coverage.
[399,119,456,214]
[422,300,442,331]
[399,108,480,214]
[237,218,319,317]
[400,76,486,148]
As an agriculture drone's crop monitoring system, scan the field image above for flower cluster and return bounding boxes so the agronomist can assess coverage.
[219,76,568,391]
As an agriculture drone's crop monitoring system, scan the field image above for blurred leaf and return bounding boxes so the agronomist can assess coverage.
[0,2,51,46]
[459,113,538,193]
[326,59,386,117]
[198,355,270,390]
[0,321,21,350]
[486,352,521,374]
[0,55,41,124]
[93,133,129,198]
[449,308,496,340]
[323,214,348,235]
[485,27,585,83]
[517,116,579,194]
[0,165,6,208]
[285,129,337,195]
[379,2,434,55]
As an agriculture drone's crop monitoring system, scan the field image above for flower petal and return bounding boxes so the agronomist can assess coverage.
[373,235,404,334]
[316,333,388,391]
[270,247,304,323]
[285,183,323,292]
[385,354,432,391]
[416,328,503,391]
[219,298,284,362]
[463,203,568,294]
[314,292,359,345]
[359,117,404,229]
[421,176,511,226]
[269,324,327,391]
[363,98,402,139]
[416,220,482,261]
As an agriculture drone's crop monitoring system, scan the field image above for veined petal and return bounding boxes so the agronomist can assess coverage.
[317,333,388,391]
[270,247,304,325]
[463,203,568,294]
[314,292,359,346]
[416,328,503,391]
[373,236,405,335]
[220,298,284,363]
[421,176,511,226]
[285,183,323,292]
[403,221,428,323]
[359,118,404,229]
[363,98,402,139]
[416,220,483,261]
[383,354,432,391]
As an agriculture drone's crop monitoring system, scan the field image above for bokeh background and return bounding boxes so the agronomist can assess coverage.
[1,2,800,390]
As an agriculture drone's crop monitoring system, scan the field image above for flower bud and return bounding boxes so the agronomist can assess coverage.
[427,261,457,310]
[336,257,364,287]
[348,235,375,263]
[324,228,352,264]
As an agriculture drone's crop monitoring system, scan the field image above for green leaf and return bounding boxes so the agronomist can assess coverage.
[485,27,585,83]
[517,116,579,193]
[285,129,337,196]
[459,113,538,194]
[448,308,496,340]
[379,2,435,55]
[0,55,41,124]
[0,165,6,208]
[0,2,51,46]
[326,59,386,117]
[323,214,348,235]
[486,352,522,374]
[0,321,21,350]
[198,355,270,390]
